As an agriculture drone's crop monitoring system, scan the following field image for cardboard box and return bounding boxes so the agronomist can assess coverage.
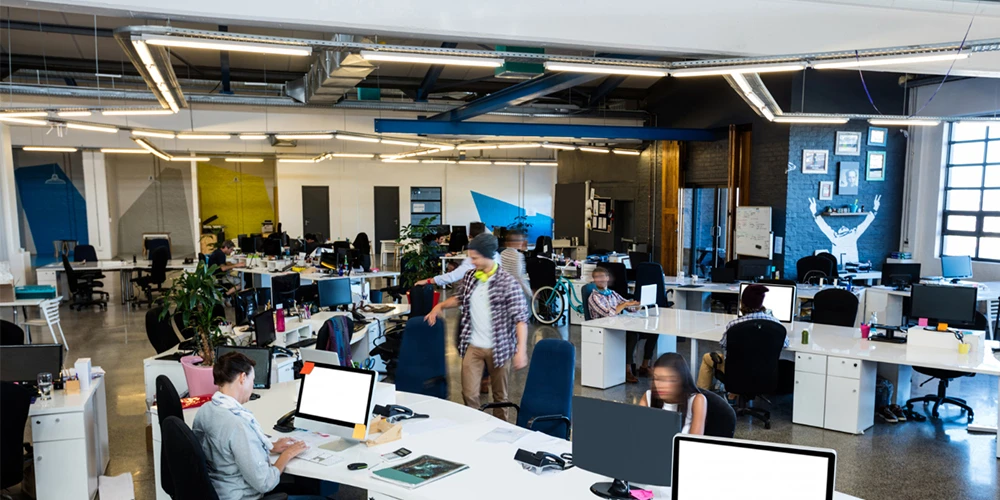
[0,283,14,302]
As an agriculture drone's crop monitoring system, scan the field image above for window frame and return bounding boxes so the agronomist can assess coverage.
[941,123,1000,262]
[410,186,443,226]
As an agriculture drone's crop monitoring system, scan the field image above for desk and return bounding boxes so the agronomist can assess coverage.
[0,298,46,338]
[581,308,1000,456]
[237,267,400,305]
[150,380,859,500]
[35,260,196,304]
[863,281,1000,335]
[30,373,110,500]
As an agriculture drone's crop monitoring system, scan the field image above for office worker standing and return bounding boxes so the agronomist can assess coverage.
[639,353,707,435]
[425,233,529,421]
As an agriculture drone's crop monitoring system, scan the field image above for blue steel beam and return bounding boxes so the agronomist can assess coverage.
[415,42,457,102]
[426,72,601,121]
[374,119,718,141]
[587,75,627,107]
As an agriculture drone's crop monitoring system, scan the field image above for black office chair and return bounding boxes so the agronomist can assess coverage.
[146,306,183,354]
[811,289,859,327]
[634,262,673,308]
[155,375,184,497]
[0,382,33,494]
[699,388,737,438]
[717,319,787,429]
[0,320,24,345]
[395,317,448,399]
[711,261,739,313]
[145,238,172,260]
[526,257,557,291]
[816,252,840,279]
[132,246,169,309]
[407,284,437,317]
[531,236,553,259]
[596,262,630,299]
[73,244,106,282]
[627,252,650,282]
[448,226,469,253]
[797,255,835,284]
[904,312,986,423]
[62,254,108,310]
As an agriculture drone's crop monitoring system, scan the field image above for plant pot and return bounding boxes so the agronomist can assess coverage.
[180,355,218,397]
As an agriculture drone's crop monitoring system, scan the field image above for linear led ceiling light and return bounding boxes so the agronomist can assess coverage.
[544,61,668,77]
[497,143,541,149]
[381,139,421,147]
[275,133,333,140]
[421,159,456,164]
[868,118,940,127]
[773,116,850,124]
[814,53,969,70]
[278,158,320,163]
[238,134,269,140]
[132,41,181,113]
[170,157,211,162]
[0,111,48,118]
[132,138,172,161]
[101,148,150,154]
[542,144,577,150]
[459,160,493,165]
[225,157,264,162]
[459,144,497,150]
[329,153,375,158]
[142,34,312,57]
[177,133,231,140]
[671,63,806,77]
[421,143,455,150]
[102,108,176,116]
[335,134,381,143]
[579,146,610,153]
[0,117,49,125]
[529,162,558,167]
[745,93,766,109]
[761,107,776,121]
[132,130,176,139]
[23,146,78,152]
[730,74,753,94]
[495,161,528,166]
[57,111,93,117]
[382,159,419,163]
[613,149,641,156]
[361,50,503,68]
[66,122,119,134]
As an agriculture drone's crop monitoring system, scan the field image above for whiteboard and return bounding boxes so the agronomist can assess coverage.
[734,206,773,258]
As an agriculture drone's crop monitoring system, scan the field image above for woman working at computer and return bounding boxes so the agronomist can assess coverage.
[638,353,707,435]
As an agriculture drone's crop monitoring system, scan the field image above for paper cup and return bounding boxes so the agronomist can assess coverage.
[958,343,971,354]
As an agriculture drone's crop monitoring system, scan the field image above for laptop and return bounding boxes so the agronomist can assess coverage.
[300,349,341,367]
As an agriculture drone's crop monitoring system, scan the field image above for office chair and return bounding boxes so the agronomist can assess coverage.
[596,262,630,299]
[482,339,575,439]
[717,319,787,429]
[0,320,24,345]
[581,283,598,321]
[627,251,650,282]
[146,307,183,354]
[816,252,840,278]
[904,312,985,423]
[711,261,739,313]
[0,382,33,494]
[635,262,673,307]
[811,289,859,327]
[395,317,448,399]
[145,238,172,260]
[234,290,258,326]
[22,298,69,349]
[62,254,108,310]
[526,257,557,292]
[316,316,354,367]
[161,416,288,500]
[699,388,737,438]
[132,246,169,309]
[270,274,301,309]
[448,226,469,253]
[531,236,553,259]
[407,284,437,317]
[797,255,835,284]
[155,376,183,498]
[72,244,106,283]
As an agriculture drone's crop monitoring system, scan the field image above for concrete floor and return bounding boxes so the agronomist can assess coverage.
[3,278,998,500]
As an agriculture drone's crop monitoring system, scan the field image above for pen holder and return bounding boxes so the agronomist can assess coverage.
[64,379,81,395]
[958,343,971,354]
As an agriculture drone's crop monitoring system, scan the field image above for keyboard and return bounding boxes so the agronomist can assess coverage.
[286,338,317,349]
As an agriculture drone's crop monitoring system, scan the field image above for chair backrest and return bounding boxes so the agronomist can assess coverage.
[146,306,181,354]
[145,238,172,260]
[531,236,552,259]
[596,262,630,299]
[61,255,80,293]
[408,285,436,317]
[526,257,557,290]
[316,316,353,367]
[816,252,839,277]
[722,319,787,396]
[155,375,184,425]
[448,226,469,253]
[0,382,33,489]
[811,289,860,327]
[39,298,61,326]
[634,262,668,306]
[395,317,448,399]
[699,388,737,438]
[518,339,575,439]
[74,244,98,263]
[796,256,834,283]
[581,283,597,321]
[161,416,221,500]
[149,246,170,283]
[0,320,24,346]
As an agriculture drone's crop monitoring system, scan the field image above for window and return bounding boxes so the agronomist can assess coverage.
[410,187,442,226]
[942,122,1000,261]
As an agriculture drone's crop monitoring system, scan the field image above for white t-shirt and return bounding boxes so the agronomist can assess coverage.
[469,276,495,349]
[645,391,698,434]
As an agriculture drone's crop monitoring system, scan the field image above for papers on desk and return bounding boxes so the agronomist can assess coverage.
[476,426,529,444]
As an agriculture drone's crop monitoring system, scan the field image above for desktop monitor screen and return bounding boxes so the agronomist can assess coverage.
[318,278,353,309]
[941,255,973,280]
[271,273,300,308]
[0,344,63,383]
[215,346,272,389]
[294,362,377,436]
[253,310,277,347]
[671,435,836,500]
[881,263,921,288]
[738,282,796,323]
[736,259,771,281]
[909,284,978,325]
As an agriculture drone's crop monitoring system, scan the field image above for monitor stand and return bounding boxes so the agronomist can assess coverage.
[590,479,633,499]
[869,324,907,344]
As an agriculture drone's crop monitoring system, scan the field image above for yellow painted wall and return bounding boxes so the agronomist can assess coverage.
[197,162,275,237]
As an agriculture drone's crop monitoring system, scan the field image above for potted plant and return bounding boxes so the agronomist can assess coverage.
[396,215,443,291]
[159,262,227,396]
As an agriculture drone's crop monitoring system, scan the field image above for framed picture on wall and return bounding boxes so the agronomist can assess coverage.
[835,131,862,156]
[838,161,860,195]
[802,149,829,174]
[867,151,886,181]
[868,127,888,146]
[819,181,834,201]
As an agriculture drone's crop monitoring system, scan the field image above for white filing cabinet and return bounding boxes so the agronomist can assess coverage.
[792,352,827,428]
[792,352,876,434]
[581,326,626,389]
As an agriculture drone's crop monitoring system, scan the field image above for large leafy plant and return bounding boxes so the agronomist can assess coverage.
[159,262,227,366]
[507,214,533,234]
[397,216,442,289]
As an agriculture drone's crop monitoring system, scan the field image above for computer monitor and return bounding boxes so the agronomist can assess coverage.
[738,282,796,323]
[301,348,341,366]
[941,255,973,281]
[573,396,682,497]
[262,239,283,257]
[320,252,341,270]
[215,346,272,389]
[671,435,836,500]
[318,278,353,310]
[253,310,277,347]
[294,362,377,442]
[736,258,771,281]
[237,234,252,253]
[0,344,64,384]
[881,263,921,289]
[271,273,300,308]
[711,267,737,284]
[909,284,978,326]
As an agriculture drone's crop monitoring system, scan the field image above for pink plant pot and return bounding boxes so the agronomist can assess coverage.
[180,355,218,397]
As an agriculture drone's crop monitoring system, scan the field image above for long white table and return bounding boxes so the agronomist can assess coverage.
[35,259,197,304]
[863,281,1000,335]
[237,267,400,305]
[581,308,1000,457]
[150,380,860,500]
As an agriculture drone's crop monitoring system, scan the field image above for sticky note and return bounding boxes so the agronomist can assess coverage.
[917,318,928,327]
[937,322,949,332]
[352,423,366,440]
[630,490,654,500]
[300,362,315,375]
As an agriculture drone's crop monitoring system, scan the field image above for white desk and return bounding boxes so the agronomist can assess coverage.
[150,380,859,500]
[35,260,196,304]
[30,374,110,500]
[863,280,1000,335]
[0,298,46,338]
[236,267,400,305]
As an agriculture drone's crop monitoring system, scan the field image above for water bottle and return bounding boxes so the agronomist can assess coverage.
[869,311,878,327]
[276,303,286,333]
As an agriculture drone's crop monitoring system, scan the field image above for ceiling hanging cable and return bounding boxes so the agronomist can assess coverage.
[913,16,975,116]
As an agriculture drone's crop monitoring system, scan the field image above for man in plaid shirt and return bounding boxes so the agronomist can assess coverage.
[426,233,529,420]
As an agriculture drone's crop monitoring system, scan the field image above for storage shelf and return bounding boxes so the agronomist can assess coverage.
[819,212,871,217]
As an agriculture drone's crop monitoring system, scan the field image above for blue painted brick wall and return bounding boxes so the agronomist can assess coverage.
[749,120,791,272]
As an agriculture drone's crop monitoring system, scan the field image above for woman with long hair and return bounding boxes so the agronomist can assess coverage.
[638,353,707,435]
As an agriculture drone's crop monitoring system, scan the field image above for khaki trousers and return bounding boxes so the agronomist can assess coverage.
[698,352,725,390]
[462,346,511,421]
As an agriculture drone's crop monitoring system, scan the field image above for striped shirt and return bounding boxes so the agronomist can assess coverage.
[456,267,529,367]
[588,289,628,319]
[720,311,786,353]
[500,248,531,297]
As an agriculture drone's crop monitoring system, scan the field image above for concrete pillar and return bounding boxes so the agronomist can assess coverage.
[0,124,31,284]
[82,152,114,259]
[190,160,201,256]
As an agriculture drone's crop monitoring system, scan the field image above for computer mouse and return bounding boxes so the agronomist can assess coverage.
[347,463,368,471]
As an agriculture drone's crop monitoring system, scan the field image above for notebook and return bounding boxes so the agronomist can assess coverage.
[371,455,468,489]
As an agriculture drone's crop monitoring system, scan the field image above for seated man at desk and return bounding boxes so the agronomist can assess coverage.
[303,234,319,255]
[696,284,786,390]
[208,240,246,296]
[587,266,645,383]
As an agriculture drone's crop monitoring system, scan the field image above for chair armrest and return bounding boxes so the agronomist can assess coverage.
[526,414,571,438]
[480,402,520,415]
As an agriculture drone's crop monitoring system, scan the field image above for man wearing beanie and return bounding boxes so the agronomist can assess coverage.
[425,233,530,420]
[696,284,787,390]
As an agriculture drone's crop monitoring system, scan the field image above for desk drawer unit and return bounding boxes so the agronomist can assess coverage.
[31,412,85,442]
[795,353,827,375]
[823,357,876,434]
[827,356,862,379]
[793,353,827,428]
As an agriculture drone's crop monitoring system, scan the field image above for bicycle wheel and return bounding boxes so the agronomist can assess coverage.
[532,287,566,325]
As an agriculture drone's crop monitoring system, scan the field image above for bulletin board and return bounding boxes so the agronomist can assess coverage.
[591,197,612,233]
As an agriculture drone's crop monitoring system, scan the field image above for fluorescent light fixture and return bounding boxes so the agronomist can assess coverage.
[773,116,850,124]
[132,138,172,161]
[420,143,455,150]
[132,130,176,139]
[544,61,668,77]
[66,122,118,134]
[329,153,376,158]
[225,157,264,162]
[671,63,806,77]
[176,133,231,140]
[94,73,121,79]
[497,143,541,149]
[57,111,93,117]
[334,134,380,143]
[421,159,455,164]
[382,159,420,163]
[458,160,493,165]
[458,144,496,150]
[381,139,421,147]
[542,143,576,150]
[101,109,175,116]
[579,146,609,153]
[814,53,969,70]
[142,34,312,57]
[529,162,559,166]
[238,134,269,140]
[169,157,211,162]
[23,146,77,152]
[132,40,181,113]
[613,149,641,156]
[745,92,765,109]
[761,107,775,121]
[730,74,753,94]
[494,161,527,166]
[868,118,940,127]
[0,111,48,118]
[361,50,503,68]
[275,133,333,140]
[278,158,319,163]
[0,117,49,125]
[101,148,150,154]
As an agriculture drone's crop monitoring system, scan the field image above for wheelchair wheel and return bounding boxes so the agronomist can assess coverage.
[532,287,566,325]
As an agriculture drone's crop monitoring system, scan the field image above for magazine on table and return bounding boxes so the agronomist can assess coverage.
[371,455,468,489]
